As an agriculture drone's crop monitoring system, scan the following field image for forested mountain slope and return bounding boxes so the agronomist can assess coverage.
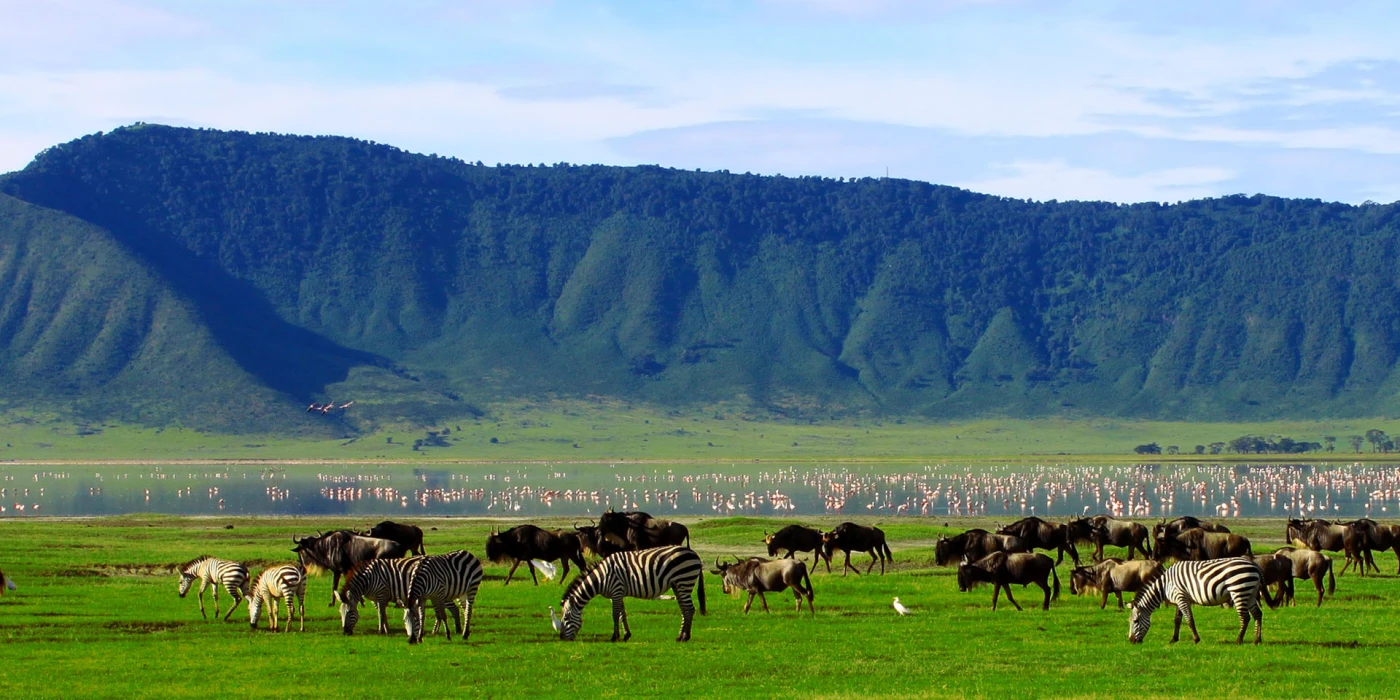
[2,124,1399,430]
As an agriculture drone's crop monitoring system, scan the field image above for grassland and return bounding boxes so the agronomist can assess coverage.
[2,401,1396,463]
[0,515,1397,699]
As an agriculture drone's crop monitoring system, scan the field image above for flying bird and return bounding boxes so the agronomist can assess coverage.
[532,559,558,581]
[892,597,910,616]
[338,401,355,409]
[306,403,322,413]
[549,606,562,633]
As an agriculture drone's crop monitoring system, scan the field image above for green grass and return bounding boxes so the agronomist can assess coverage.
[2,401,1396,462]
[0,515,1396,698]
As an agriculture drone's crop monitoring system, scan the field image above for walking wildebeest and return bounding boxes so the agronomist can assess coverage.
[764,525,830,571]
[1336,518,1396,575]
[597,509,691,550]
[1272,546,1336,607]
[485,524,586,585]
[935,529,1028,567]
[1290,518,1372,575]
[1071,516,1152,561]
[1155,528,1251,562]
[1153,516,1230,542]
[573,525,628,559]
[822,522,893,576]
[998,516,1079,566]
[1252,552,1295,609]
[1068,558,1162,610]
[363,521,426,556]
[292,531,408,606]
[957,552,1060,611]
[711,557,815,614]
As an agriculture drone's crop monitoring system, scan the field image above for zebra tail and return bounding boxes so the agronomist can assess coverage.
[1051,567,1060,601]
[696,569,707,615]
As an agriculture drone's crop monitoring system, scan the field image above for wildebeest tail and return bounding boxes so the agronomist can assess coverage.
[882,542,893,562]
[800,562,814,599]
[696,567,706,615]
[1259,583,1280,609]
[1051,567,1060,601]
[1326,559,1335,595]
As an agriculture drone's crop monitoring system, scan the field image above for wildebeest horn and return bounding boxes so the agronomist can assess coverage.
[715,557,723,569]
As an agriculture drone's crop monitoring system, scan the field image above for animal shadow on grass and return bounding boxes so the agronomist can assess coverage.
[103,621,186,634]
[1272,640,1400,649]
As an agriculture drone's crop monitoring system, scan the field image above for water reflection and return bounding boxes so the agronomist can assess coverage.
[3,462,1400,519]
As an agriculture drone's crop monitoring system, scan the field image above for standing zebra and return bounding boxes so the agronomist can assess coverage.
[248,565,307,632]
[404,550,483,644]
[336,556,425,635]
[558,545,705,642]
[1128,557,1264,645]
[177,556,250,622]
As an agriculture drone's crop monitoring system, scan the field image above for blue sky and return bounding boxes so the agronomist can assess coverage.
[2,0,1398,203]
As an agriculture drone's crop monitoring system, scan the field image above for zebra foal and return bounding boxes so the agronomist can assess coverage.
[177,556,250,621]
[559,545,705,642]
[1128,557,1263,645]
[405,550,483,644]
[249,565,307,632]
[336,556,424,635]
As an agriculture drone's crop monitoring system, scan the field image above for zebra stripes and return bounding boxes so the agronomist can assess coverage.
[249,564,307,632]
[405,550,484,644]
[337,556,424,635]
[559,545,706,642]
[178,556,250,622]
[1129,557,1263,644]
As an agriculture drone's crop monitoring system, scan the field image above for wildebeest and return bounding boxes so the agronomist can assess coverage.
[821,522,893,576]
[292,531,408,605]
[1153,516,1230,542]
[1068,558,1162,610]
[711,557,815,614]
[935,529,1028,567]
[957,552,1060,611]
[1290,518,1371,575]
[1336,518,1397,575]
[1272,546,1336,607]
[484,524,586,585]
[997,517,1079,566]
[1071,516,1152,561]
[763,525,830,571]
[597,509,691,550]
[363,521,426,556]
[1253,552,1294,609]
[1155,528,1252,562]
[572,525,628,559]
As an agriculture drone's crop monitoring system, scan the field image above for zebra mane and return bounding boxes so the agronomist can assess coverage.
[341,559,376,590]
[560,561,598,603]
[1131,576,1166,613]
[179,555,212,572]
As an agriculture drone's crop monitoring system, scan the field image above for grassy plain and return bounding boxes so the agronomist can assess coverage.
[2,401,1396,462]
[0,515,1397,699]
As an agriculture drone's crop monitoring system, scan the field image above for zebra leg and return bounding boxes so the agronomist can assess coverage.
[283,595,295,633]
[460,592,475,642]
[222,585,244,622]
[677,588,695,642]
[1252,599,1263,645]
[376,601,389,634]
[1180,603,1200,643]
[212,584,220,619]
[1233,601,1250,644]
[298,589,305,632]
[433,601,451,641]
[197,580,209,620]
[609,596,623,641]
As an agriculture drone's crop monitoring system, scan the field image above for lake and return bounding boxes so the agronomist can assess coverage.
[3,461,1398,520]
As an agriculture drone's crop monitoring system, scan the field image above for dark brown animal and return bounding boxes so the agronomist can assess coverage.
[1292,518,1370,575]
[1337,518,1396,575]
[1068,558,1162,610]
[763,525,830,571]
[572,525,628,559]
[935,529,1027,566]
[957,552,1060,611]
[292,531,408,606]
[485,524,586,585]
[711,557,815,613]
[597,509,691,550]
[1272,546,1336,607]
[1154,516,1230,542]
[1072,516,1152,561]
[1253,552,1294,609]
[997,517,1080,566]
[364,521,425,556]
[1155,528,1252,562]
[821,523,893,576]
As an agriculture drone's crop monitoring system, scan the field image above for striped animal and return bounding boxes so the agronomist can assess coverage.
[248,565,307,632]
[558,546,706,642]
[177,556,250,621]
[404,550,483,644]
[1128,557,1263,645]
[336,556,424,635]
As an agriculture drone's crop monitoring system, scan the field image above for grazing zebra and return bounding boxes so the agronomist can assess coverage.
[177,556,250,621]
[1128,557,1264,645]
[404,550,483,644]
[336,556,425,635]
[248,565,307,632]
[559,545,705,643]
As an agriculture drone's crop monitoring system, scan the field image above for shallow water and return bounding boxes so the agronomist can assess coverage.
[4,461,1400,519]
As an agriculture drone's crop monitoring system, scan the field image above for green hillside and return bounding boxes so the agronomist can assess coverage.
[3,124,1400,432]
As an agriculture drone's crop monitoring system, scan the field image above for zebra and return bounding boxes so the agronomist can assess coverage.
[248,564,307,632]
[404,550,483,644]
[558,545,705,642]
[336,556,424,635]
[177,556,250,622]
[1128,557,1264,645]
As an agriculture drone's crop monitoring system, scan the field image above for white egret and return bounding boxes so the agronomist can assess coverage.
[532,560,558,581]
[892,597,910,616]
[549,606,562,633]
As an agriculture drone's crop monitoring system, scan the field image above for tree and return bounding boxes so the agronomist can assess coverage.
[1194,445,1205,454]
[1209,442,1225,455]
[1349,435,1365,453]
[1166,445,1179,455]
[1323,436,1336,453]
[1134,443,1162,455]
[1367,429,1390,453]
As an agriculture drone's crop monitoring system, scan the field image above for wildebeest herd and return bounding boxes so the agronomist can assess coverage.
[155,512,1399,645]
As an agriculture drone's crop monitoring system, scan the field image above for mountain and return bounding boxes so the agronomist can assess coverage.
[3,123,1400,431]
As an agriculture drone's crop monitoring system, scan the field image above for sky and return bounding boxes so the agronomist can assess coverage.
[2,0,1399,203]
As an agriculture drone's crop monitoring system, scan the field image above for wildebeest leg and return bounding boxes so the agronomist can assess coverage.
[1099,586,1110,610]
[743,591,755,614]
[329,572,342,606]
[823,551,832,574]
[843,551,857,576]
[1003,585,1023,612]
[505,560,522,586]
[528,561,540,586]
[1093,542,1104,563]
[758,590,771,612]
[1365,548,1378,575]
[1314,571,1325,607]
[1039,580,1051,611]
[196,580,209,620]
[991,584,1001,611]
[866,551,879,575]
[1115,591,1124,610]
